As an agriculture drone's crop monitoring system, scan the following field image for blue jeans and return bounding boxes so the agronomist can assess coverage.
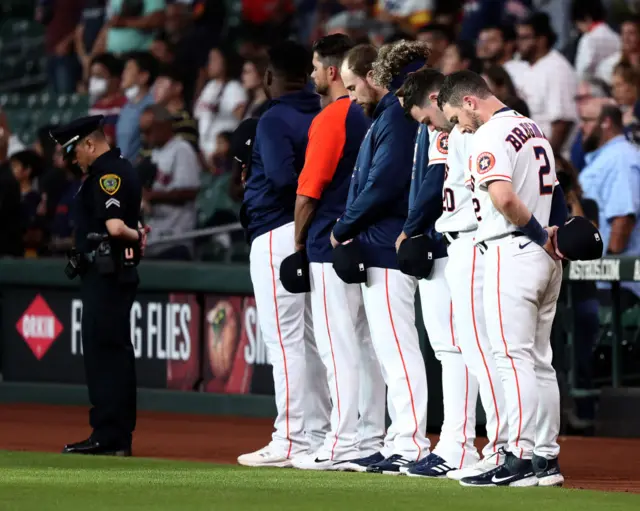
[47,55,80,94]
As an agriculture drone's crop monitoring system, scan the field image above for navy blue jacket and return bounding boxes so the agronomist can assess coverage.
[332,93,418,269]
[243,85,321,243]
[403,125,447,258]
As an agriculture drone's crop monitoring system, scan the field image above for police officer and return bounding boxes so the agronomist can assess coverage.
[51,115,148,456]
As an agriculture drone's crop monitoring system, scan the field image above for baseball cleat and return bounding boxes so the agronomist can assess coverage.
[406,453,456,478]
[366,454,414,475]
[447,450,504,481]
[532,455,564,487]
[334,451,385,473]
[291,454,346,471]
[459,451,538,487]
[237,446,293,468]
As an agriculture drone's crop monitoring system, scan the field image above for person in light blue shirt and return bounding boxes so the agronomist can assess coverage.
[579,99,640,301]
[106,0,166,55]
[116,51,158,162]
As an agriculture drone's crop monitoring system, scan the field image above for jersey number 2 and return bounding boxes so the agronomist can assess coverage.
[534,146,553,196]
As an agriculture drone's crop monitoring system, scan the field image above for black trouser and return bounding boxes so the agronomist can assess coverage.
[80,266,138,447]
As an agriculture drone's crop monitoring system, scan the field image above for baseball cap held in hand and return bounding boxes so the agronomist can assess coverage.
[397,234,437,279]
[280,249,311,293]
[333,239,367,284]
[556,216,604,261]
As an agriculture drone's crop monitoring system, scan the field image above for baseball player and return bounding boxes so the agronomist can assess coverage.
[238,41,331,468]
[396,69,510,480]
[331,41,430,475]
[394,68,482,478]
[292,34,386,470]
[438,70,566,487]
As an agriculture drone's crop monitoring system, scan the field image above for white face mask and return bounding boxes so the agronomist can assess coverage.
[88,77,108,98]
[124,84,141,101]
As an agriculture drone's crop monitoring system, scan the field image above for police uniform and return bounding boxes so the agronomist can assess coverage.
[52,116,143,456]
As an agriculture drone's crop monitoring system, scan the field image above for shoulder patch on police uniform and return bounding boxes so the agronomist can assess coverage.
[99,174,121,195]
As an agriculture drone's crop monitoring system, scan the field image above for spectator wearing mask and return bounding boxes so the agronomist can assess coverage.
[0,126,23,257]
[476,24,532,104]
[36,0,84,94]
[597,15,640,83]
[610,62,640,143]
[416,23,454,70]
[241,54,270,119]
[116,51,158,162]
[194,47,247,160]
[441,39,482,75]
[516,12,578,155]
[153,65,199,153]
[571,0,620,82]
[75,0,107,82]
[571,77,612,170]
[102,0,166,55]
[482,64,530,117]
[140,105,202,260]
[578,100,640,304]
[88,53,127,145]
[10,150,46,257]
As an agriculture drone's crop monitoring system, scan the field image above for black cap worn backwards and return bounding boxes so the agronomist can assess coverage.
[50,115,105,158]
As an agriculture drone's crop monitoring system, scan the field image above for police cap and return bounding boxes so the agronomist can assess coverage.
[50,115,104,158]
[397,235,438,279]
[280,250,311,294]
[556,216,604,261]
[332,240,368,284]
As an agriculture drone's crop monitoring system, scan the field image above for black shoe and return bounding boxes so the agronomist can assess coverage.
[366,454,414,475]
[460,451,538,487]
[532,455,565,487]
[62,438,132,457]
[334,452,385,473]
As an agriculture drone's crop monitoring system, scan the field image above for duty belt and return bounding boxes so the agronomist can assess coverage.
[477,232,525,255]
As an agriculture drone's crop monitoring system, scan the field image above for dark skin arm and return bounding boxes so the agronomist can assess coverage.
[549,120,573,154]
[111,11,165,31]
[294,194,318,252]
[608,215,636,254]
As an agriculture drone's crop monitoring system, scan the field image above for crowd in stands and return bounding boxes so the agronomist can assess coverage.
[0,0,639,267]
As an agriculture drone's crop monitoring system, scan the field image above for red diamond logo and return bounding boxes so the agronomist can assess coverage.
[16,295,64,360]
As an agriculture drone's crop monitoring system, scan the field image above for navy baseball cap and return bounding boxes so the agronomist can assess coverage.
[556,216,604,261]
[50,115,104,159]
[397,235,438,280]
[332,240,367,284]
[230,118,258,167]
[280,250,311,294]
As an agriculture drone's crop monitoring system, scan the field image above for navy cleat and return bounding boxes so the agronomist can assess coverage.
[405,453,457,478]
[334,452,385,473]
[459,451,538,487]
[366,454,414,475]
[532,455,564,487]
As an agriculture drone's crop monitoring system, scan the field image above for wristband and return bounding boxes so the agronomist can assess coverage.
[521,215,548,247]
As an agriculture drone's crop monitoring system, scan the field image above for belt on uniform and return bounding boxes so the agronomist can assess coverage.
[477,231,524,255]
[443,230,474,246]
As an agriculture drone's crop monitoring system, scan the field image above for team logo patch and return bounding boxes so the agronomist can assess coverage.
[436,132,449,154]
[99,174,121,195]
[476,152,496,175]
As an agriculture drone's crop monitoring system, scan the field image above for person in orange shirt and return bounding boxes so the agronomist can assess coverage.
[292,34,386,471]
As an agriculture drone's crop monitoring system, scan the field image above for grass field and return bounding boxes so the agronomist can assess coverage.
[0,451,638,511]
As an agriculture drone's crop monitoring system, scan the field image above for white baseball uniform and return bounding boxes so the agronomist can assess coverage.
[436,126,509,463]
[250,222,332,457]
[469,109,562,460]
[418,127,479,468]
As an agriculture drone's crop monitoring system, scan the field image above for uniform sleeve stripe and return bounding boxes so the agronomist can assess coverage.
[429,157,447,164]
[478,174,512,185]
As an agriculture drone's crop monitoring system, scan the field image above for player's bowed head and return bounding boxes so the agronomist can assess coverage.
[436,70,561,260]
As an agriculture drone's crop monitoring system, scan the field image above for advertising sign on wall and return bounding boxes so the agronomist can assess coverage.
[2,289,201,390]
